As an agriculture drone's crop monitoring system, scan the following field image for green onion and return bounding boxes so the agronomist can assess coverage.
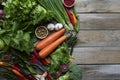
[38,0,74,31]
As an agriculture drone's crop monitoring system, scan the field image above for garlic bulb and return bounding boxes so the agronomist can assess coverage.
[47,23,55,31]
[55,23,63,31]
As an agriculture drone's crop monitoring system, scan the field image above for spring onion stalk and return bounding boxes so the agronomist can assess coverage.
[38,0,73,31]
[51,0,73,28]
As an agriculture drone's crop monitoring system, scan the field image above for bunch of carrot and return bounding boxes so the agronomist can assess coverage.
[0,61,36,80]
[0,61,25,80]
[35,28,67,59]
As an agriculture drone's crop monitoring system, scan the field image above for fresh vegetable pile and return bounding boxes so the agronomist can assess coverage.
[0,0,82,80]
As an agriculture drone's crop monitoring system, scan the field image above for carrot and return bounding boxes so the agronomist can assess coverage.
[39,35,67,58]
[36,28,65,50]
[0,62,24,79]
[71,11,77,26]
[44,58,51,64]
[65,8,77,26]
[0,61,8,66]
[10,68,24,78]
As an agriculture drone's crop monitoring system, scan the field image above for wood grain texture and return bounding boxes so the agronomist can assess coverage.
[72,47,120,64]
[76,0,120,12]
[79,65,120,80]
[75,0,120,80]
[76,30,120,47]
[79,14,120,30]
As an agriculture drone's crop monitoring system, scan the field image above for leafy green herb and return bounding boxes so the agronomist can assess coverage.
[1,0,53,54]
[69,64,82,80]
[57,73,71,80]
[48,45,70,74]
[57,64,82,80]
[0,22,34,54]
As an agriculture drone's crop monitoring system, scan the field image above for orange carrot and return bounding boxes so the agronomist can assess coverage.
[0,62,24,79]
[10,68,24,78]
[0,61,8,66]
[44,58,51,64]
[36,28,65,50]
[71,11,77,26]
[39,35,67,58]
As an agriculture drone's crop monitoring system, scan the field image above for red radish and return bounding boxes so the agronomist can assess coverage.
[52,71,61,79]
[62,0,75,8]
[0,14,3,19]
[0,9,3,15]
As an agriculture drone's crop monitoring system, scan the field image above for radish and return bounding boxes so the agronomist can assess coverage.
[0,9,3,15]
[0,14,3,19]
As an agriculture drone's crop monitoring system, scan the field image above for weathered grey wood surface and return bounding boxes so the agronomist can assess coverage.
[74,0,120,80]
[77,30,120,47]
[79,14,120,30]
[80,65,120,80]
[72,47,120,64]
[76,0,120,12]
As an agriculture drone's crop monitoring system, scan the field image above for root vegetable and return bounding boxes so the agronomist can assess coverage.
[36,28,65,50]
[0,9,3,15]
[0,61,8,66]
[39,35,67,58]
[52,71,61,79]
[60,64,69,73]
[8,68,24,79]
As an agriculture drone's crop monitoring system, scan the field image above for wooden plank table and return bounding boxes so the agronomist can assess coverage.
[73,0,120,80]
